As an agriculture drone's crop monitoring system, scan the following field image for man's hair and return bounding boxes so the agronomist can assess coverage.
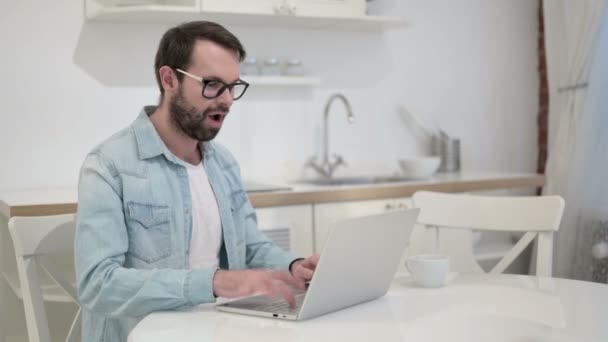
[154,21,246,98]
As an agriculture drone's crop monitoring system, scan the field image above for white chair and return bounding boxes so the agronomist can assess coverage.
[411,191,565,277]
[8,214,80,342]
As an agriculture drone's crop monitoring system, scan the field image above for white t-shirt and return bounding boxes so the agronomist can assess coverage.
[185,161,222,270]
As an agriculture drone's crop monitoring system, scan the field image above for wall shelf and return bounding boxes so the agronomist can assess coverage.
[242,75,321,86]
[85,3,405,31]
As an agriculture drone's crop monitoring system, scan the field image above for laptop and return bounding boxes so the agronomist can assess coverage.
[216,209,419,321]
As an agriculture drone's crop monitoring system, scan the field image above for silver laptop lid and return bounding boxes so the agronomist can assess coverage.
[298,209,419,320]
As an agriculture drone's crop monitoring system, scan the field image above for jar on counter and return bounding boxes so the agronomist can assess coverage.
[261,58,281,76]
[283,59,305,76]
[241,57,259,76]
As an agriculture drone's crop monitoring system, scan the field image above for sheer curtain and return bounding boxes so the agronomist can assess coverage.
[543,1,608,281]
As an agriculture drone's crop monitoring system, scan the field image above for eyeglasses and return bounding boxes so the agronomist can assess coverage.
[175,68,249,101]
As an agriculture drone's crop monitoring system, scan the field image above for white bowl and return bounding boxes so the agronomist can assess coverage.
[398,156,440,179]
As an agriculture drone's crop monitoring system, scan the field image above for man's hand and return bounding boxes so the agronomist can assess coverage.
[290,254,320,282]
[212,269,305,308]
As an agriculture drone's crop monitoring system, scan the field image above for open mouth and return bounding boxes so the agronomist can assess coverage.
[209,113,223,123]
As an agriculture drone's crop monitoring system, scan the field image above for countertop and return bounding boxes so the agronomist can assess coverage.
[0,171,544,218]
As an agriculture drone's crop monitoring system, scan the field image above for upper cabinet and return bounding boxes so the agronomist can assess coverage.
[202,0,278,15]
[85,0,405,31]
[202,0,367,18]
[293,0,365,17]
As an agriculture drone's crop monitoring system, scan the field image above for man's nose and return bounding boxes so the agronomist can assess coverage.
[217,88,234,107]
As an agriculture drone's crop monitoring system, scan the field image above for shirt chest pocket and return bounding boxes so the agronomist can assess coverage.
[125,202,173,264]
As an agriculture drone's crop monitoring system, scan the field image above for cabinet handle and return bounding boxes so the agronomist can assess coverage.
[397,202,408,210]
[274,0,287,15]
[288,3,297,15]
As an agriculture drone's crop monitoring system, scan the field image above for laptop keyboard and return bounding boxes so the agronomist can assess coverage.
[251,293,306,314]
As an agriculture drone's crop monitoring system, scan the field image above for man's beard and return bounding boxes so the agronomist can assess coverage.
[169,87,228,142]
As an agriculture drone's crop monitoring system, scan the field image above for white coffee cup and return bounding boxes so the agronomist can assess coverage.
[406,254,449,288]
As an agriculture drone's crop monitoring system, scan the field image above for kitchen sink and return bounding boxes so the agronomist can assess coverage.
[296,176,412,186]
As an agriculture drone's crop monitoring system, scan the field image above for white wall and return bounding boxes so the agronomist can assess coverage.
[0,0,539,191]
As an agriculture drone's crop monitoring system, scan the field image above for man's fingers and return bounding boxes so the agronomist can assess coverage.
[302,254,320,269]
[262,278,296,308]
[274,270,306,290]
[263,280,280,299]
[291,254,320,282]
[214,269,308,300]
[295,267,314,280]
[274,280,297,308]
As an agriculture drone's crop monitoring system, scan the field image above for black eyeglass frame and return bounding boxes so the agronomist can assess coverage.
[175,68,250,100]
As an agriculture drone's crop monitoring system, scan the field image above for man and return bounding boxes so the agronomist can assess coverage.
[75,21,319,342]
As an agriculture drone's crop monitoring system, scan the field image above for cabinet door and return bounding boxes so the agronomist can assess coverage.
[201,0,366,17]
[393,197,413,211]
[202,0,280,15]
[313,198,394,253]
[288,0,366,17]
[255,205,314,257]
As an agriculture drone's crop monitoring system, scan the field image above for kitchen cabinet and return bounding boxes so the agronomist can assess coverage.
[205,0,366,18]
[216,0,364,17]
[115,0,368,17]
[289,0,366,18]
[202,0,278,15]
[255,204,314,257]
[84,0,403,31]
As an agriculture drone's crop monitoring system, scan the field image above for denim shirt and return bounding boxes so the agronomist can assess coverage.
[75,107,294,342]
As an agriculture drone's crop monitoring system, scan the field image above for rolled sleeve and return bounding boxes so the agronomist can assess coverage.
[185,268,218,304]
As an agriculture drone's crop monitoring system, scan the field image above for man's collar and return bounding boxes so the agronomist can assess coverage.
[132,106,169,160]
[132,106,214,162]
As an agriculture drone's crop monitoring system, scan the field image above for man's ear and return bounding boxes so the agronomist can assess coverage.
[159,66,178,93]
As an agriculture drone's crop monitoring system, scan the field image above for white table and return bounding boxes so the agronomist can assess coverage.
[128,273,608,342]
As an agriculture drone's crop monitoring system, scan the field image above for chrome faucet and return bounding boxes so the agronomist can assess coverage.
[307,93,356,178]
